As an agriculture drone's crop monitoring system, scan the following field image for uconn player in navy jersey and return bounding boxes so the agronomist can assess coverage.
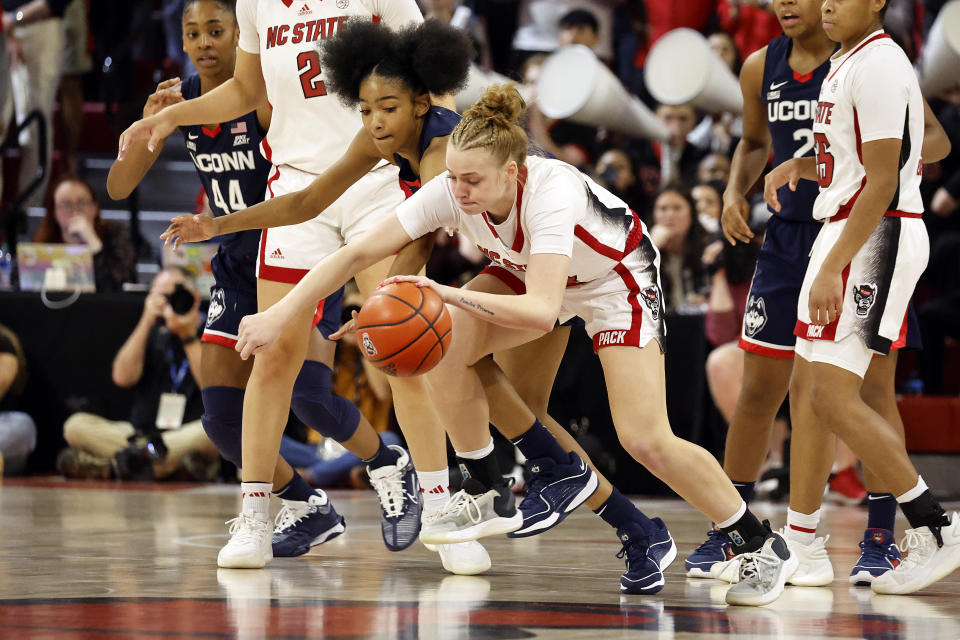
[107,0,416,564]
[165,19,676,594]
[690,0,952,588]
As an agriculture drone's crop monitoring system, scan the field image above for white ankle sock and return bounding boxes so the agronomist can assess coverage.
[715,500,747,529]
[241,482,272,516]
[786,508,821,545]
[895,476,928,503]
[418,469,450,513]
[455,439,495,460]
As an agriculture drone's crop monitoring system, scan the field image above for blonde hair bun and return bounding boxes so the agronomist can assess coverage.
[464,84,526,127]
[452,83,529,167]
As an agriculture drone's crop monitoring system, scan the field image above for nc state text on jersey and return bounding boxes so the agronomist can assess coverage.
[815,102,834,125]
[265,16,348,48]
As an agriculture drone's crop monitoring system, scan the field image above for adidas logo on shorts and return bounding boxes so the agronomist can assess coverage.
[270,248,284,260]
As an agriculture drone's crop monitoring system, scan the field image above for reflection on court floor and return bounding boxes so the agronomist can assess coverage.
[2,480,957,639]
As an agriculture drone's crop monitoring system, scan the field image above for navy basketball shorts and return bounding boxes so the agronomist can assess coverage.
[202,248,344,348]
[740,215,921,360]
[739,216,822,358]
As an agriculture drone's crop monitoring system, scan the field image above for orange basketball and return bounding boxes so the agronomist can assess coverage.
[355,282,452,377]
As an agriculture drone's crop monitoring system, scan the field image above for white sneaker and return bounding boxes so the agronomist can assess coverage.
[436,541,492,575]
[782,530,834,587]
[419,487,522,545]
[422,507,492,575]
[725,533,799,606]
[710,555,742,583]
[423,539,491,572]
[871,512,960,595]
[218,512,273,569]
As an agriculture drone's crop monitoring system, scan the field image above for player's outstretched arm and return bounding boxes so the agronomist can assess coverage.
[922,97,952,163]
[235,213,415,359]
[387,253,569,333]
[161,130,382,247]
[118,50,265,158]
[107,78,184,200]
[722,49,771,245]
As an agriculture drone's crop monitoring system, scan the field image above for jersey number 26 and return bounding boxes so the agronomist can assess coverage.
[814,133,835,187]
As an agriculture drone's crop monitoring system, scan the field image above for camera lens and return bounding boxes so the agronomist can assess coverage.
[166,284,194,315]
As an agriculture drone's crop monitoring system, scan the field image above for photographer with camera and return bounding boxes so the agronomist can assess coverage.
[58,267,218,481]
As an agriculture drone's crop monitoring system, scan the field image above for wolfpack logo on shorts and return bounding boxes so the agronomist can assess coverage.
[361,333,378,357]
[854,283,877,317]
[641,286,661,323]
[743,295,768,338]
[206,288,226,327]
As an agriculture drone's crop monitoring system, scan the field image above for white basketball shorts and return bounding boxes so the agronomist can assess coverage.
[794,215,928,378]
[257,162,403,283]
[479,234,666,352]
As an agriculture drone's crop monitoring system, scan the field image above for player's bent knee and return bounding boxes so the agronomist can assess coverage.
[809,381,849,430]
[619,433,672,476]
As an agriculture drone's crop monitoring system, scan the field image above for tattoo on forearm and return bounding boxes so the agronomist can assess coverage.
[459,297,494,316]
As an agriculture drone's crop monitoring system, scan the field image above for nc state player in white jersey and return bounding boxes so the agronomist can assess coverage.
[237,85,802,607]
[765,0,959,595]
[116,1,453,570]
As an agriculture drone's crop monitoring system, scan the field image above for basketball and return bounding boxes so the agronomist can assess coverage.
[355,282,453,377]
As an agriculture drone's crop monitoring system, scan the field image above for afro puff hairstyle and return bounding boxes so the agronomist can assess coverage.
[318,19,474,107]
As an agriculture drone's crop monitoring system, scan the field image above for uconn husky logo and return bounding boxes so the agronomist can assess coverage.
[361,332,378,358]
[641,286,661,322]
[206,288,225,327]
[744,296,768,337]
[854,283,878,317]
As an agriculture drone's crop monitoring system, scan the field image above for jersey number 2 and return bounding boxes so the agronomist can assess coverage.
[813,133,834,187]
[297,51,327,99]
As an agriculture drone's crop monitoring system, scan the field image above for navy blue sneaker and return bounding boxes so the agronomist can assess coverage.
[368,445,423,551]
[507,452,599,538]
[849,528,901,585]
[617,518,677,594]
[272,493,346,557]
[685,526,733,578]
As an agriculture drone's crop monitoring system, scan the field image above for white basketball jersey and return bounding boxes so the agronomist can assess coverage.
[236,0,422,174]
[811,31,925,221]
[396,156,652,286]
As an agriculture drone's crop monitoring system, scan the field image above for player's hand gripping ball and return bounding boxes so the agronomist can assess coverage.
[355,282,452,376]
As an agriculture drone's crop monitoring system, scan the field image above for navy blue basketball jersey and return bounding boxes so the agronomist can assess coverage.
[763,36,833,223]
[394,106,461,198]
[179,75,269,258]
